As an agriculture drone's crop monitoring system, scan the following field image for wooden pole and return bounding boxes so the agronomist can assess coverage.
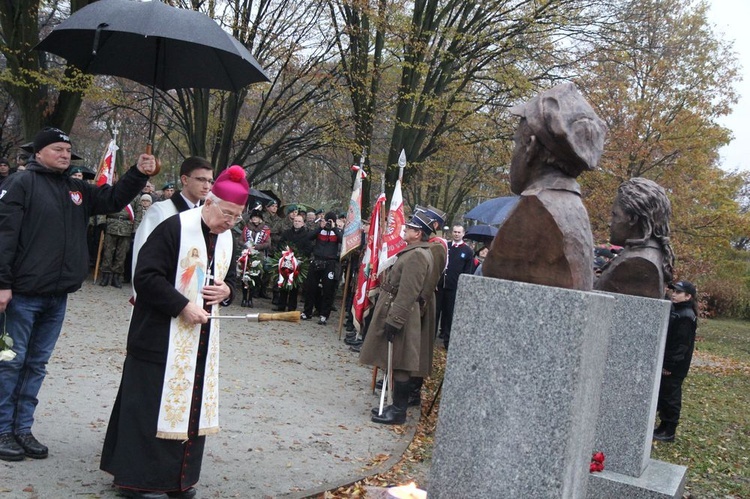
[93,230,105,282]
[337,258,352,340]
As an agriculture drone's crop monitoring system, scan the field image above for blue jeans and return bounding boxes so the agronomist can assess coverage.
[0,294,67,434]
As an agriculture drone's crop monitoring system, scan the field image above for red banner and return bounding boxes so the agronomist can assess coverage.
[378,178,406,275]
[352,193,386,332]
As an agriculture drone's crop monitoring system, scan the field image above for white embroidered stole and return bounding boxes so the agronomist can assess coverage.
[156,208,232,440]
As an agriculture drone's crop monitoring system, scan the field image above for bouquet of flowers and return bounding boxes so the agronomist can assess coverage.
[0,315,16,362]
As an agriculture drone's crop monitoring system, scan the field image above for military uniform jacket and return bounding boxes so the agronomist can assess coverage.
[106,207,135,236]
[359,241,437,377]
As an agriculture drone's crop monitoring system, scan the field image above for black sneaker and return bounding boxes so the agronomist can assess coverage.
[318,316,327,325]
[300,313,311,320]
[0,432,24,461]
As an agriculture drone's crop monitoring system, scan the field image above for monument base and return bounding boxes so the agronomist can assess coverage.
[587,459,687,499]
[429,275,613,499]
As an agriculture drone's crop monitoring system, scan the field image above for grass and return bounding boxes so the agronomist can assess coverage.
[652,317,750,498]
[322,318,750,498]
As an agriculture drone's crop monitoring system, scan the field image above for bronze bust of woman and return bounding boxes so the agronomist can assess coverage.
[594,178,674,298]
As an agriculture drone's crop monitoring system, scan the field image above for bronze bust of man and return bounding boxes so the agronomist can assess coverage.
[594,178,674,298]
[483,82,607,291]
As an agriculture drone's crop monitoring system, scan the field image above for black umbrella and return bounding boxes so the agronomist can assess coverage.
[35,0,270,161]
[464,196,520,225]
[464,224,498,244]
[247,188,274,211]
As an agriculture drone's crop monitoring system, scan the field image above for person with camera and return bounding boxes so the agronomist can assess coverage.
[301,211,342,325]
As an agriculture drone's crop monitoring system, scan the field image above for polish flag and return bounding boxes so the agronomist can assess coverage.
[95,139,119,187]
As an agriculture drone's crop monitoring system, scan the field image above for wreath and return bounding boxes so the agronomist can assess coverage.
[269,246,309,290]
[236,245,265,289]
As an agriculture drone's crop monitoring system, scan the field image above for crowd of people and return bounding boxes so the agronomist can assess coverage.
[0,123,698,498]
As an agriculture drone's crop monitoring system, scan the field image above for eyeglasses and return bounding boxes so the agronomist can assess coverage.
[189,176,214,185]
[211,202,242,223]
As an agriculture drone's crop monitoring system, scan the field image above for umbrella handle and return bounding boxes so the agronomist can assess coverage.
[145,143,161,176]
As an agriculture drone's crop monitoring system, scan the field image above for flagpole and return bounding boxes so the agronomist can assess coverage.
[398,149,406,182]
[337,258,352,340]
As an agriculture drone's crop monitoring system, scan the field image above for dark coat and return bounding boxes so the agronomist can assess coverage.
[662,301,697,378]
[0,160,147,295]
[443,241,474,289]
[279,226,313,257]
[359,241,438,377]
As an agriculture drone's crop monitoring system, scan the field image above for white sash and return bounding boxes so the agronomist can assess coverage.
[156,208,232,440]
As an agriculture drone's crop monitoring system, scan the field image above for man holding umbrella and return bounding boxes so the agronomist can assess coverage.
[359,211,440,425]
[0,127,155,461]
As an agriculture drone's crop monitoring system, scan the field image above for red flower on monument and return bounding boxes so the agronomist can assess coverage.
[589,451,606,473]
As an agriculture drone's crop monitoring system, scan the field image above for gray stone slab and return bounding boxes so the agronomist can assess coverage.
[587,459,687,498]
[429,275,613,499]
[593,292,671,476]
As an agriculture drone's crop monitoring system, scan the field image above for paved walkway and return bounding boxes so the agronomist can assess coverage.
[0,282,416,498]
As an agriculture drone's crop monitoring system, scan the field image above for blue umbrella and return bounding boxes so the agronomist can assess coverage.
[464,196,520,225]
[464,224,498,244]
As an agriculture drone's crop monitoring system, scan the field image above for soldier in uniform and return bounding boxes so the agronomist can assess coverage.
[99,206,135,288]
[161,182,175,200]
[359,211,441,425]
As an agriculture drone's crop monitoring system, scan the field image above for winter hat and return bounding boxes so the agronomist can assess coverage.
[211,165,249,206]
[33,127,72,153]
[140,194,153,203]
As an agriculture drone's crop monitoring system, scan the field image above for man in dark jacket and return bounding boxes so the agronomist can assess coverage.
[0,157,10,188]
[0,127,154,462]
[275,214,311,312]
[654,280,698,443]
[436,224,474,349]
[301,211,342,325]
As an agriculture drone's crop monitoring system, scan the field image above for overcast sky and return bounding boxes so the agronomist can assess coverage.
[707,0,750,172]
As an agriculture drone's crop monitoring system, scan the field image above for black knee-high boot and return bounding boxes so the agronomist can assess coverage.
[408,377,423,407]
[371,380,410,425]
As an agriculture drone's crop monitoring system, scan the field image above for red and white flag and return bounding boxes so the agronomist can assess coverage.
[378,177,407,275]
[95,139,119,187]
[353,193,386,333]
[124,204,135,222]
[340,164,366,260]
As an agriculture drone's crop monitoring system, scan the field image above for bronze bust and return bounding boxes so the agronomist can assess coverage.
[594,178,674,298]
[483,82,607,291]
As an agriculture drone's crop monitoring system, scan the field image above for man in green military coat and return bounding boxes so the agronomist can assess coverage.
[359,211,440,425]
